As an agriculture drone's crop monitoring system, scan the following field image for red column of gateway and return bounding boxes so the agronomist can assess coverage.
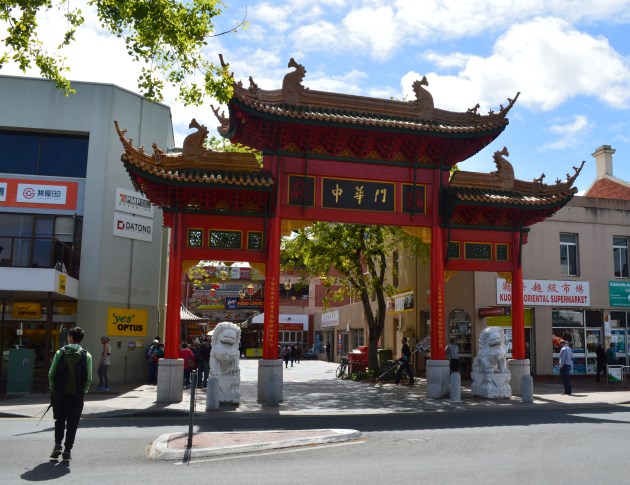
[430,169,446,360]
[511,231,525,359]
[164,213,183,359]
[262,213,281,358]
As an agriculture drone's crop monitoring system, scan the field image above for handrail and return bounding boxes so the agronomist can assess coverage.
[0,235,80,278]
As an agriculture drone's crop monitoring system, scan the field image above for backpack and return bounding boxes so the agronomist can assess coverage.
[55,347,88,397]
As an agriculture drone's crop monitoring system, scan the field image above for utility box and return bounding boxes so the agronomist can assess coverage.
[7,348,35,394]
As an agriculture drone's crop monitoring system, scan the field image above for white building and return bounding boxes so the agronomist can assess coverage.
[0,76,174,392]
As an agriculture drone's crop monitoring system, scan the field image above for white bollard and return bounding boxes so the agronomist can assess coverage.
[449,372,461,402]
[521,374,534,404]
[205,377,219,410]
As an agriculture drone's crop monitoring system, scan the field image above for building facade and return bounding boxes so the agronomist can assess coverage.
[0,76,173,392]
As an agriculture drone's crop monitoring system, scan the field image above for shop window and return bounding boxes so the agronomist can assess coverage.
[560,233,579,276]
[613,236,629,278]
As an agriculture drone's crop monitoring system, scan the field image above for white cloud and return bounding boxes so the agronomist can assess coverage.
[400,17,630,113]
[542,115,591,150]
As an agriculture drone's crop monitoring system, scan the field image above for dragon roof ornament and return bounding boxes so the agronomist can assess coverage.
[214,55,520,131]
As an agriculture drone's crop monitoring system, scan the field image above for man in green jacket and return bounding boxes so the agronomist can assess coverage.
[48,326,93,462]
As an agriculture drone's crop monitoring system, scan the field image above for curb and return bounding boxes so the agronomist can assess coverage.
[148,428,362,460]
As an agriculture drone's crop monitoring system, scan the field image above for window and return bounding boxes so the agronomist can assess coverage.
[560,233,579,276]
[0,129,89,178]
[613,237,629,278]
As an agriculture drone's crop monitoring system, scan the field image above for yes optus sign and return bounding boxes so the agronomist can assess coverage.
[107,307,148,336]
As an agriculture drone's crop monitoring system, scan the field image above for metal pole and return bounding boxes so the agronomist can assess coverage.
[187,370,197,449]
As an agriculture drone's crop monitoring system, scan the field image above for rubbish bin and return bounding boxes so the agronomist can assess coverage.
[347,346,368,374]
[377,348,393,366]
[7,348,35,394]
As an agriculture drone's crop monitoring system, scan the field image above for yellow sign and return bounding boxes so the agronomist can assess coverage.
[107,307,148,336]
[12,302,42,319]
[58,273,66,294]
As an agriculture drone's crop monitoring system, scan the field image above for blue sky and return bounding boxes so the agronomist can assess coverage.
[3,0,630,193]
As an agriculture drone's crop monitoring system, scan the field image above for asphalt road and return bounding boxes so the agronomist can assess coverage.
[4,404,630,484]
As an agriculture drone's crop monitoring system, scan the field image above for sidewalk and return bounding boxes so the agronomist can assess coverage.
[2,359,629,460]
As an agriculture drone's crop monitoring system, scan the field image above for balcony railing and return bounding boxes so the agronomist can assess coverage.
[0,236,80,279]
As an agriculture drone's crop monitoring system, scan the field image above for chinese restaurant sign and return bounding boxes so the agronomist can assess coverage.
[496,278,590,307]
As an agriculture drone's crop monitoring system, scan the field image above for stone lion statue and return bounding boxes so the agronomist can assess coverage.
[210,321,241,376]
[471,327,511,398]
[473,327,508,374]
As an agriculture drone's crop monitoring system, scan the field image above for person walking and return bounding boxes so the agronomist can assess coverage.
[180,342,196,389]
[445,337,460,373]
[196,339,210,388]
[325,341,332,362]
[595,343,606,382]
[558,340,573,395]
[48,326,93,462]
[96,336,111,391]
[395,337,414,385]
[281,345,291,368]
[146,339,161,384]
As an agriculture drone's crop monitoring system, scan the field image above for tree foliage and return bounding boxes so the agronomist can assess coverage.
[1,0,237,104]
[283,223,428,371]
[206,135,262,164]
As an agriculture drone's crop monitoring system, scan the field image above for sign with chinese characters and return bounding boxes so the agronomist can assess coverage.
[321,310,339,328]
[322,178,395,212]
[496,278,590,307]
[609,281,630,307]
[0,178,78,210]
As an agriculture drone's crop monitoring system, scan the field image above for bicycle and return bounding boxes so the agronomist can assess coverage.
[336,356,349,378]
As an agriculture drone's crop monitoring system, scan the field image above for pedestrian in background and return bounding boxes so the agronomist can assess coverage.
[281,345,291,368]
[595,343,606,382]
[180,342,196,389]
[96,336,111,391]
[558,340,573,396]
[606,342,617,367]
[445,337,460,373]
[325,341,332,362]
[146,339,161,384]
[48,326,92,462]
[197,339,210,388]
[395,337,414,385]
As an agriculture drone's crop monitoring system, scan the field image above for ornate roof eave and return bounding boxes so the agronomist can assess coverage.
[212,56,519,139]
[114,120,273,190]
[443,148,584,228]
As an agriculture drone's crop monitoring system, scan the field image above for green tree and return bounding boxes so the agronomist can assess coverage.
[283,223,428,372]
[1,0,240,104]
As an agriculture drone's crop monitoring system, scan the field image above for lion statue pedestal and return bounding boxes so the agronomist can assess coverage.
[209,322,241,404]
[471,327,512,399]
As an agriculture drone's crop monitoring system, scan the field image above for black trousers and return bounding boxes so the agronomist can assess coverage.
[395,360,414,384]
[53,394,85,451]
[596,362,606,380]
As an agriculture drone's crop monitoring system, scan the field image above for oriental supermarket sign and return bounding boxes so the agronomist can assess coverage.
[496,278,590,307]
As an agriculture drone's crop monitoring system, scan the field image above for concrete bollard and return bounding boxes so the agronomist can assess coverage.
[205,377,219,410]
[449,372,461,402]
[521,374,534,404]
[267,373,281,406]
